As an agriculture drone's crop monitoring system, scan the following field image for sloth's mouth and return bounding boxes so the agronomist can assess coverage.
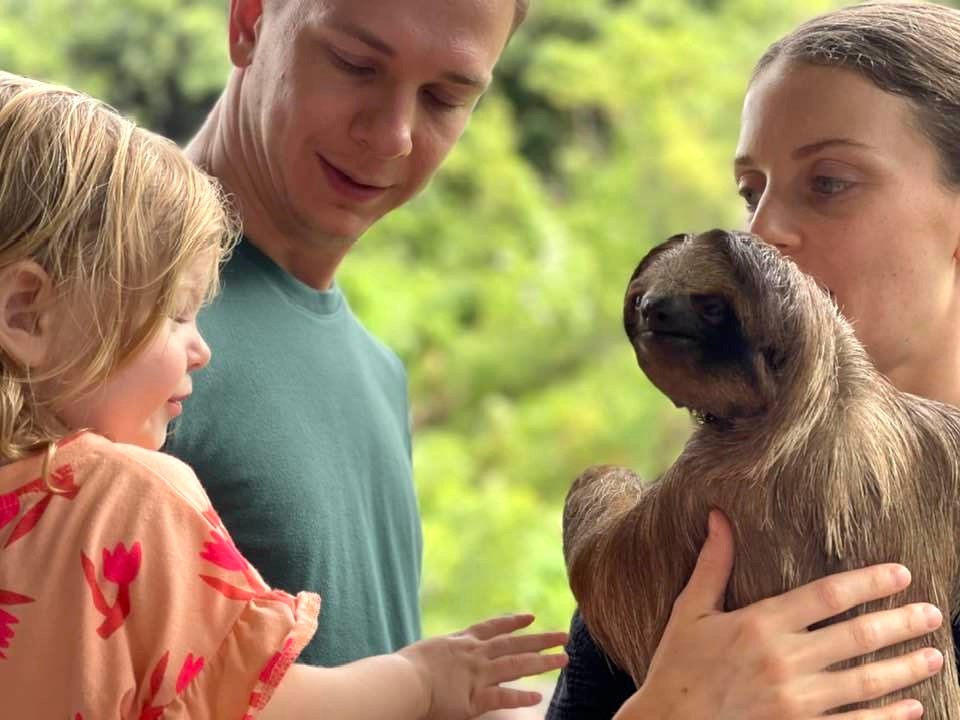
[640,329,699,343]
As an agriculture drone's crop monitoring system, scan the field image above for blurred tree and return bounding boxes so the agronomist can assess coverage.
[0,0,228,141]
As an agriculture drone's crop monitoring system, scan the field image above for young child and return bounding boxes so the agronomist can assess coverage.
[0,72,567,719]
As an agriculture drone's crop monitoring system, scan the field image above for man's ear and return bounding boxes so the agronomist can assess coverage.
[229,0,265,68]
[0,260,56,368]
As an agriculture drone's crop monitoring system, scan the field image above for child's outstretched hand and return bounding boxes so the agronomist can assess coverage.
[397,613,568,720]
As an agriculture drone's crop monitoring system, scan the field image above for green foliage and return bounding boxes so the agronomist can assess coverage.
[0,0,228,140]
[0,0,846,637]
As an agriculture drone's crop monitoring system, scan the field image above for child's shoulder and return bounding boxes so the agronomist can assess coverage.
[64,432,212,515]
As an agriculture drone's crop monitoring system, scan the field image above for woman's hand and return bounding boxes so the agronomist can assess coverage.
[616,511,944,720]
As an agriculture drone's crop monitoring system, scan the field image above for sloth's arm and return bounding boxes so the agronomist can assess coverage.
[562,465,668,681]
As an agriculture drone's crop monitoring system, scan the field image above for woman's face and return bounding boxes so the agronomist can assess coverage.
[735,60,960,388]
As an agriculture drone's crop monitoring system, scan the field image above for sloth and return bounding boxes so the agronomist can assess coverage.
[562,229,960,716]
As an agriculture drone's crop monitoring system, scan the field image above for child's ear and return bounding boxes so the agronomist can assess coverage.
[0,261,56,368]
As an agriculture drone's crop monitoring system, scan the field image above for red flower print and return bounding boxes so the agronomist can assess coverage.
[81,541,141,639]
[132,650,204,717]
[199,505,277,601]
[0,609,19,658]
[176,652,204,694]
[103,542,142,585]
[259,637,294,683]
[200,530,248,572]
[201,506,223,529]
[0,492,19,531]
[0,589,34,660]
[1,463,80,548]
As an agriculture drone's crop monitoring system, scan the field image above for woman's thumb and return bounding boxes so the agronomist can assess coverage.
[675,510,735,616]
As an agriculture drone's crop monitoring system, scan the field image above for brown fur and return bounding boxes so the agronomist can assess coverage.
[563,229,960,717]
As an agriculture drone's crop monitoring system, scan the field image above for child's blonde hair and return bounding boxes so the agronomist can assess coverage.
[0,72,238,461]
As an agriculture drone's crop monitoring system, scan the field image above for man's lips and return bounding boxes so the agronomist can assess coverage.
[317,155,394,201]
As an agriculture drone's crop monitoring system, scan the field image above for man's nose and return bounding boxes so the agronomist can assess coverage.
[350,92,415,160]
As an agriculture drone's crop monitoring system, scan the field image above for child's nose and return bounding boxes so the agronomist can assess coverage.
[189,332,212,371]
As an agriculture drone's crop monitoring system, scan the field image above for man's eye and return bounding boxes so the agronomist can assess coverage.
[423,90,464,112]
[330,52,374,76]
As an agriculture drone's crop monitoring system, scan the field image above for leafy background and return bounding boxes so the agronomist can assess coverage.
[3,0,923,638]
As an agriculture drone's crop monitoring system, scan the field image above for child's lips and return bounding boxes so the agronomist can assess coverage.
[167,393,190,416]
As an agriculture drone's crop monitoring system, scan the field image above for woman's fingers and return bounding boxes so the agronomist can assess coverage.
[829,698,925,720]
[809,648,943,716]
[798,604,942,672]
[754,564,913,631]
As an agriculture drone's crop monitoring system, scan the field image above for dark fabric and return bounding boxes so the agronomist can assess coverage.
[547,609,635,719]
[547,608,960,719]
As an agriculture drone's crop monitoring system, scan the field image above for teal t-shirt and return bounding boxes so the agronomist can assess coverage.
[165,239,423,666]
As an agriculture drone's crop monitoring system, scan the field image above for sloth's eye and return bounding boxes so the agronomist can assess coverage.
[692,294,730,325]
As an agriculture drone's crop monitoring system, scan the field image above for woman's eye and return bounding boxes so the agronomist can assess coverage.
[811,176,853,195]
[737,185,760,212]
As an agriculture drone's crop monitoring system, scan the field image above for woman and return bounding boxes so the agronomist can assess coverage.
[549,2,960,718]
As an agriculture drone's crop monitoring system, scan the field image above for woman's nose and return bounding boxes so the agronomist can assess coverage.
[748,192,802,251]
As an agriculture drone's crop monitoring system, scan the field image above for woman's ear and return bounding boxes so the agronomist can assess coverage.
[0,261,56,368]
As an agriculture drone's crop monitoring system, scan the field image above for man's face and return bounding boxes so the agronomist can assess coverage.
[232,0,516,242]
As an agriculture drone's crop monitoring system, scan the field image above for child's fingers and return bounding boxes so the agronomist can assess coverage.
[486,649,569,685]
[463,612,536,641]
[483,631,568,658]
[474,687,544,713]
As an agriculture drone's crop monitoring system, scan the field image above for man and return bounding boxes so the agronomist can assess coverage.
[165,0,526,666]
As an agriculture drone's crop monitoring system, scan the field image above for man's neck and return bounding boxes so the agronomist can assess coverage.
[185,87,350,291]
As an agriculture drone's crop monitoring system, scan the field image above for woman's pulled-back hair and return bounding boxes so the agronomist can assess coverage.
[753,0,960,187]
[0,72,237,461]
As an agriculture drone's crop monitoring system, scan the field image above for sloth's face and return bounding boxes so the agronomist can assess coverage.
[624,230,785,422]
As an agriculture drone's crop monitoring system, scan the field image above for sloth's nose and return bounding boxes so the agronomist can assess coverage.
[639,294,697,335]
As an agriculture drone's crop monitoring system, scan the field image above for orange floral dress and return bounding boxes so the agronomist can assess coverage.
[0,432,320,718]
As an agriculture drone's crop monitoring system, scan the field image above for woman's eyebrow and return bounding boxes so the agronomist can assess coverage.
[734,138,876,170]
